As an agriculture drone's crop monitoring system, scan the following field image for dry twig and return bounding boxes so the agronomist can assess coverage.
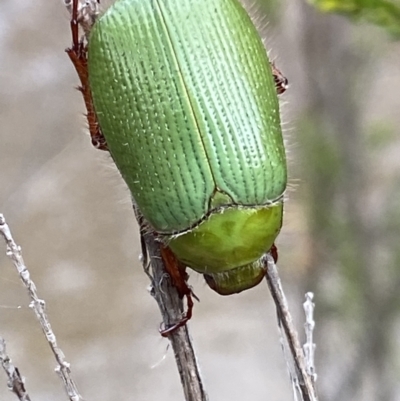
[265,255,318,401]
[0,337,31,401]
[139,217,208,401]
[0,214,83,401]
[63,0,100,37]
[303,292,317,383]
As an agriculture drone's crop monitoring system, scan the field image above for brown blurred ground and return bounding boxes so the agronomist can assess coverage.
[1,1,400,400]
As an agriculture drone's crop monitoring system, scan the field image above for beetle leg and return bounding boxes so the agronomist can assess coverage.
[66,0,108,151]
[159,292,194,337]
[270,243,279,263]
[159,246,197,337]
[270,62,288,95]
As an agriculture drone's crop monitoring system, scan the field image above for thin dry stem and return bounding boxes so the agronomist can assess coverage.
[0,214,83,401]
[138,217,208,401]
[0,337,31,401]
[63,0,100,37]
[265,255,318,401]
[303,292,317,382]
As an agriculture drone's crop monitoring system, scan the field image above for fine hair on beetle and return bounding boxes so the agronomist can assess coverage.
[243,0,296,201]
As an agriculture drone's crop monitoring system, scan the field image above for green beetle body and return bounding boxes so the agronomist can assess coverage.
[88,0,287,294]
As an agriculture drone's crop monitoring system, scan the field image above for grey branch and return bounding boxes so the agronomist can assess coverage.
[63,0,100,38]
[265,255,318,401]
[0,337,31,401]
[303,293,317,382]
[139,225,208,401]
[0,214,83,401]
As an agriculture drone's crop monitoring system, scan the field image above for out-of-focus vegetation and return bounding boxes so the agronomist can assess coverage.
[308,0,400,37]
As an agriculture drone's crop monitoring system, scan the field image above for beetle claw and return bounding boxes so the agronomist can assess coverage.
[160,320,187,337]
[159,290,194,337]
[271,62,288,95]
[270,243,279,263]
[159,246,197,336]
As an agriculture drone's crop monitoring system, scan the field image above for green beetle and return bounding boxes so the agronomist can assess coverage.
[73,0,287,296]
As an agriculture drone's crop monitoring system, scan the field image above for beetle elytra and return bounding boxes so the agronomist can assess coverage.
[68,0,287,330]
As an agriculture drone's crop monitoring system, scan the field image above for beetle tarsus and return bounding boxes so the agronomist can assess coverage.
[91,131,109,150]
[270,243,278,263]
[160,291,194,337]
[160,246,197,336]
[66,0,108,151]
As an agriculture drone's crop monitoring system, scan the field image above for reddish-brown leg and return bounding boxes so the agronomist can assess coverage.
[159,246,196,337]
[66,0,107,151]
[271,62,288,95]
[270,243,279,263]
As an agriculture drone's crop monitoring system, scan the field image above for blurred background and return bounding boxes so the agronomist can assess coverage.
[1,0,400,400]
